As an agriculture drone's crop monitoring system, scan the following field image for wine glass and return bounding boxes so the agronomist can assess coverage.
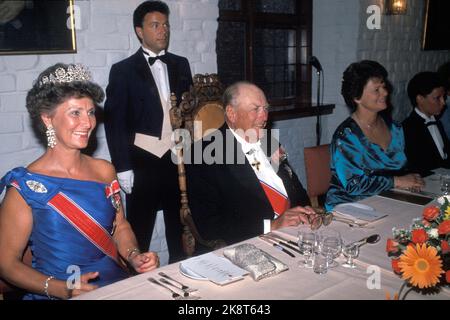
[298,226,317,268]
[342,243,360,268]
[440,174,450,195]
[319,228,342,268]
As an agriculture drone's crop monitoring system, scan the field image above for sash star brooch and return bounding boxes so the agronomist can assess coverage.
[26,180,48,193]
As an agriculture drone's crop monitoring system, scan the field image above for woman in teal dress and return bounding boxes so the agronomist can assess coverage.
[325,60,424,212]
[0,63,159,299]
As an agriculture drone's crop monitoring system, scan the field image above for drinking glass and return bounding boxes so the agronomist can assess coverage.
[313,245,328,275]
[319,228,342,268]
[342,244,360,268]
[298,226,317,268]
[440,174,450,195]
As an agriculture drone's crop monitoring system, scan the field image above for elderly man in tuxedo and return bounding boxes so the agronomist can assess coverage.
[104,1,192,263]
[185,81,317,252]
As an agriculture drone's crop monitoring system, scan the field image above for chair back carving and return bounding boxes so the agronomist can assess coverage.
[170,74,227,256]
[171,73,225,140]
[303,144,331,208]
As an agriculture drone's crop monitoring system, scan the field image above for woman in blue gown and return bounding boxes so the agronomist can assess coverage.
[325,60,424,212]
[0,63,159,299]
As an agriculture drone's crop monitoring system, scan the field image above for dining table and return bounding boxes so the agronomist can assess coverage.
[74,172,450,301]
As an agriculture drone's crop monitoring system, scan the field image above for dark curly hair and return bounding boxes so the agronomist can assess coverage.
[133,1,170,43]
[341,60,389,112]
[26,63,104,137]
[407,71,445,107]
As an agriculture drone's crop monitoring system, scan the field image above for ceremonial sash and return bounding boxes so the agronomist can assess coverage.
[259,180,290,217]
[48,192,120,263]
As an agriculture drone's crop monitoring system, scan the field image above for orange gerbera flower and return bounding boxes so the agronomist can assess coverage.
[399,243,444,289]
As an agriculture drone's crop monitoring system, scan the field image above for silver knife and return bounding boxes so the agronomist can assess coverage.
[259,236,295,257]
[268,233,299,246]
[263,234,303,254]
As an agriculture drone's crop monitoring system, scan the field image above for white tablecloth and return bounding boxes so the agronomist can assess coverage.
[75,174,449,300]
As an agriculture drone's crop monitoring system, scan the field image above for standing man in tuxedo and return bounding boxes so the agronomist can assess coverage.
[185,81,316,252]
[104,1,192,263]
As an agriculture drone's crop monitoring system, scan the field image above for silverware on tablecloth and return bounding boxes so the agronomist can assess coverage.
[158,271,197,292]
[261,235,302,254]
[159,278,189,297]
[332,216,373,228]
[267,233,299,247]
[147,277,200,300]
[347,234,380,248]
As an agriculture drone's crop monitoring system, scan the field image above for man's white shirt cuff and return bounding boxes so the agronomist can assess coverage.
[263,219,271,234]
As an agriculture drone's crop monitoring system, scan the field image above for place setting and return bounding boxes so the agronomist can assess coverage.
[147,271,201,300]
[295,224,381,274]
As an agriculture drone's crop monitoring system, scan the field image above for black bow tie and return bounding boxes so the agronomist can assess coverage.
[147,54,168,66]
[426,121,438,127]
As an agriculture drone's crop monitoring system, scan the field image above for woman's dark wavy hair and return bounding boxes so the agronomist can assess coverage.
[26,63,104,137]
[341,60,389,112]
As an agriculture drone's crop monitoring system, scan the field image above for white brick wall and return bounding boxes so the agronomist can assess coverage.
[0,0,449,264]
[311,0,449,165]
[357,0,450,122]
[0,0,219,266]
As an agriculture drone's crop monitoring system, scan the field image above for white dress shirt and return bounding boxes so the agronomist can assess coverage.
[415,108,447,160]
[134,47,173,158]
[230,128,288,233]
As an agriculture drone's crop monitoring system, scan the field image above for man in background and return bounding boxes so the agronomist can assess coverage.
[104,1,192,263]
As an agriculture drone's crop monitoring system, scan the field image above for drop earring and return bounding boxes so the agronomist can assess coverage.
[46,125,57,148]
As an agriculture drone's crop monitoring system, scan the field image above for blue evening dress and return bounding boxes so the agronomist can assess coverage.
[325,117,407,212]
[0,167,128,300]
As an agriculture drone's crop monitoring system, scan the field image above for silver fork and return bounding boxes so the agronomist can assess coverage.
[147,277,200,300]
[158,271,197,292]
[159,278,189,297]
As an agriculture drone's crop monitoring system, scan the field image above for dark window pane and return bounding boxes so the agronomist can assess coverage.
[216,22,246,87]
[255,0,295,14]
[219,0,241,11]
[217,0,311,108]
[253,28,296,100]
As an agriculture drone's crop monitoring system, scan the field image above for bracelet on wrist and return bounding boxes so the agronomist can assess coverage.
[44,275,55,300]
[126,247,141,261]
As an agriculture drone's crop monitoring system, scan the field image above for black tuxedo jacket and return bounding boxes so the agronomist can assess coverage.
[185,125,310,247]
[403,110,450,175]
[104,48,193,172]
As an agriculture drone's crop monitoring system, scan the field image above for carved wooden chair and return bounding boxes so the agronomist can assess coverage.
[169,74,226,256]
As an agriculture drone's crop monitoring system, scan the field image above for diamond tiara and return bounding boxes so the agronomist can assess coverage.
[38,64,92,87]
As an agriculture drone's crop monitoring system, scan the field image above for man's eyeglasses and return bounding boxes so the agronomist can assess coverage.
[302,208,333,231]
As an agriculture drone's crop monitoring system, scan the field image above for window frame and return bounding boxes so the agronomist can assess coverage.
[218,0,313,111]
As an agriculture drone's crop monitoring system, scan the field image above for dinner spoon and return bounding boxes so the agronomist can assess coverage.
[348,234,380,247]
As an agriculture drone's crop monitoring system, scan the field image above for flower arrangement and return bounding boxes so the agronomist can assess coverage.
[386,198,449,299]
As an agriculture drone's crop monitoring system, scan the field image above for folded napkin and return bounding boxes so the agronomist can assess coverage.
[223,243,288,281]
